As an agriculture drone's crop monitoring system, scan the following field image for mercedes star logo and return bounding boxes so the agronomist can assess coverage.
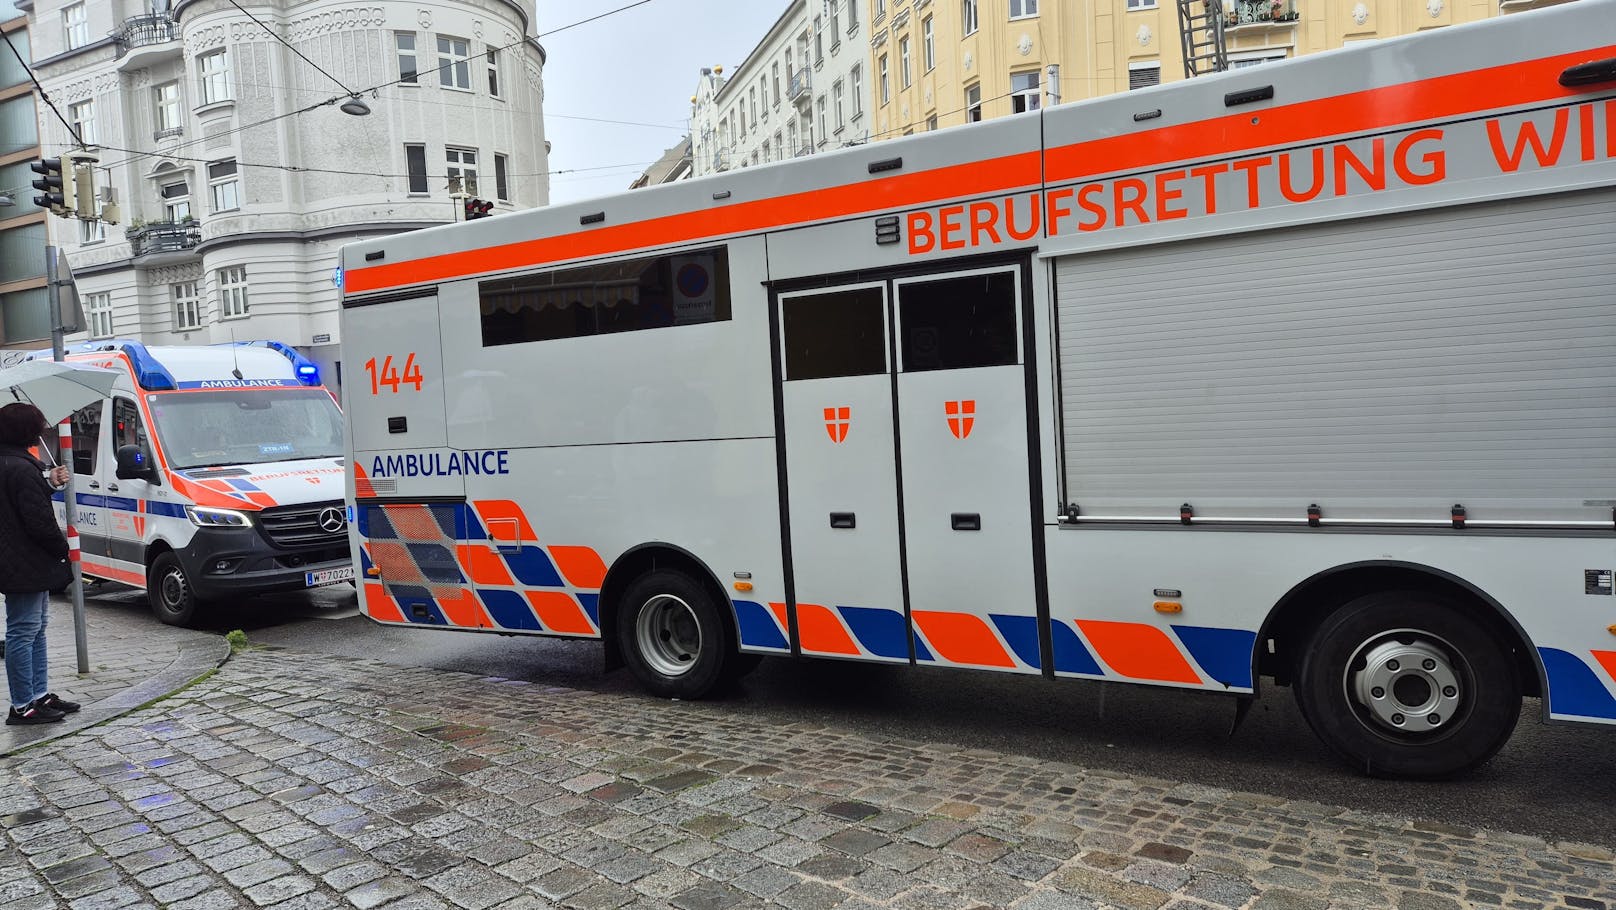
[318,507,347,534]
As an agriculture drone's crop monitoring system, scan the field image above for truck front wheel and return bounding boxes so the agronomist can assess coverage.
[617,568,731,699]
[1294,591,1521,779]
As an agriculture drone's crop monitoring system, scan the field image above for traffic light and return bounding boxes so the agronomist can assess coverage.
[463,198,493,220]
[30,158,75,215]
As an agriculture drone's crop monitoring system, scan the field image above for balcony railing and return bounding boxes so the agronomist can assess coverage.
[712,151,728,172]
[794,145,814,158]
[128,221,201,258]
[1227,0,1299,26]
[152,126,183,142]
[114,13,180,57]
[787,67,811,103]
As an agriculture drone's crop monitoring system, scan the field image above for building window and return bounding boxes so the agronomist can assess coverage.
[923,17,935,71]
[486,48,501,97]
[85,293,112,339]
[875,0,886,20]
[879,54,889,105]
[1011,70,1041,113]
[966,83,982,122]
[830,5,840,47]
[833,80,845,130]
[396,33,418,84]
[772,63,781,105]
[405,144,428,194]
[63,2,88,50]
[963,0,979,35]
[160,180,190,222]
[446,146,478,195]
[217,266,248,320]
[68,99,95,146]
[1231,51,1287,68]
[816,95,827,146]
[172,282,201,331]
[1010,0,1039,17]
[438,36,471,90]
[198,50,230,105]
[154,82,181,133]
[1126,0,1158,9]
[208,159,239,212]
[78,218,104,244]
[1128,62,1161,90]
[752,86,759,125]
[847,0,858,30]
[480,246,733,346]
[850,66,863,116]
[494,153,509,202]
[813,16,824,63]
[900,37,911,88]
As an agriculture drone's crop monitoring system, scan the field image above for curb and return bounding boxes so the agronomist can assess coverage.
[0,635,232,758]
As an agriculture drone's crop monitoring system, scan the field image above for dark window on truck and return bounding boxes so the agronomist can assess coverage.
[782,286,887,380]
[898,271,1018,372]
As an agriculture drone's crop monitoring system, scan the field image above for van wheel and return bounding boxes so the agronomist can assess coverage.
[1294,591,1520,779]
[148,552,204,627]
[617,568,730,699]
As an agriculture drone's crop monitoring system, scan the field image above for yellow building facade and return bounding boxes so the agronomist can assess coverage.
[866,0,1572,140]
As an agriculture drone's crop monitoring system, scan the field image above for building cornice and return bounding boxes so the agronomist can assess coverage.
[66,222,445,276]
[172,0,534,37]
[29,37,117,70]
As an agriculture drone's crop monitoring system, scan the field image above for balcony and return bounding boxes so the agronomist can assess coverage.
[1226,0,1299,27]
[794,145,814,158]
[128,221,201,262]
[114,13,179,56]
[152,126,184,142]
[787,68,811,105]
[712,151,728,172]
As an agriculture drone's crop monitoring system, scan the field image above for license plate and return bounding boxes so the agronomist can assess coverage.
[305,566,355,587]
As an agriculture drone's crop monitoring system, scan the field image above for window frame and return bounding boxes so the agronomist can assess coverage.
[67,98,95,146]
[446,146,478,196]
[216,265,249,320]
[486,47,501,98]
[879,54,889,106]
[965,83,982,122]
[63,2,88,51]
[1011,70,1041,113]
[494,152,510,202]
[160,180,191,223]
[850,65,863,117]
[923,16,935,72]
[900,36,911,88]
[197,49,231,106]
[171,281,201,331]
[404,143,428,195]
[963,0,979,36]
[437,35,472,91]
[833,79,845,131]
[85,292,112,339]
[154,81,181,133]
[1010,0,1039,19]
[208,159,240,213]
[396,32,418,85]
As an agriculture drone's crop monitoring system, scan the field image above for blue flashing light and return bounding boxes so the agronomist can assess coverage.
[230,340,324,387]
[60,339,177,391]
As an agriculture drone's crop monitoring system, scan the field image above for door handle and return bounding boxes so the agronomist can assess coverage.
[829,512,856,529]
[107,483,119,493]
[951,513,981,531]
[87,480,101,489]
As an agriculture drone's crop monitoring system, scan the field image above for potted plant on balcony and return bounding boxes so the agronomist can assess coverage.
[125,218,145,237]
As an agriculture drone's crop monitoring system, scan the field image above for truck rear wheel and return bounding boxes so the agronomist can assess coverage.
[1294,591,1520,779]
[617,568,731,699]
[148,552,206,627]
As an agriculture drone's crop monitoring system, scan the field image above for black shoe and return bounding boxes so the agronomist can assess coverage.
[6,704,66,725]
[36,693,80,714]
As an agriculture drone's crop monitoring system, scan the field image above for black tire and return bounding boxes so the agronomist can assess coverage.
[617,568,732,699]
[148,551,205,627]
[1294,591,1520,779]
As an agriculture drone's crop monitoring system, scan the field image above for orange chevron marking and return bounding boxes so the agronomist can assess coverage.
[549,546,608,590]
[363,583,406,623]
[524,591,596,634]
[912,610,1015,668]
[795,603,861,655]
[1076,620,1202,684]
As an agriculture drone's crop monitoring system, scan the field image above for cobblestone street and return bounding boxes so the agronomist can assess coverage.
[2,648,1612,910]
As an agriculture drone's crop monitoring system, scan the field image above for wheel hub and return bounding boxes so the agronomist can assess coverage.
[1350,635,1462,735]
[635,594,703,678]
[161,569,187,608]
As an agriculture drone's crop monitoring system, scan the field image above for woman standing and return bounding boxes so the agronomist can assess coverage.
[0,402,79,725]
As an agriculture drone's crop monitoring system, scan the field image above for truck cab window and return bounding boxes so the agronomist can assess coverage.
[70,401,103,475]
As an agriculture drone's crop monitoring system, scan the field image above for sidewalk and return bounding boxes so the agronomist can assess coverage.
[1,647,1611,910]
[0,593,230,757]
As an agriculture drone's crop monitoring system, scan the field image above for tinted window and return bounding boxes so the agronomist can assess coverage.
[783,287,887,380]
[69,401,102,475]
[898,271,1018,372]
[480,246,732,346]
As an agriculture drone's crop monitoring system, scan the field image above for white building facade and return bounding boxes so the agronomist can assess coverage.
[690,0,870,177]
[22,0,547,385]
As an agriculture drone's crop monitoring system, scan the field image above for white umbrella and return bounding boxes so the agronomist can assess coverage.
[0,359,120,425]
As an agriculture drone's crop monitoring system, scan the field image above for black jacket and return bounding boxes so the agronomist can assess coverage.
[0,445,71,594]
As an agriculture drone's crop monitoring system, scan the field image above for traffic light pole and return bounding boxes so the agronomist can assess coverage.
[46,245,91,675]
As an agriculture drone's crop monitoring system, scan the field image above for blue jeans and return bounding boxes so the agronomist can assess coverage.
[3,590,49,711]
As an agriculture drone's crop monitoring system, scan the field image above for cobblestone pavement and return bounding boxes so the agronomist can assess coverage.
[2,649,1612,910]
[1,595,227,756]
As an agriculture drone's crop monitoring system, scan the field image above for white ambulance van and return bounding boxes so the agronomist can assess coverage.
[29,340,352,624]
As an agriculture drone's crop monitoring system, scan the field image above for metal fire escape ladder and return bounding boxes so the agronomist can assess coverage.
[1177,0,1229,79]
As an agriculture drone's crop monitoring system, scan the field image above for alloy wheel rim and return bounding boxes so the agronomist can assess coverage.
[635,594,702,678]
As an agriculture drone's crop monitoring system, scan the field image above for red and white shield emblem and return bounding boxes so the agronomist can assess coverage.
[824,406,850,443]
[946,400,975,439]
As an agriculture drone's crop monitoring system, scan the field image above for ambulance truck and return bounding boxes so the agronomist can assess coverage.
[339,2,1616,777]
[35,340,352,625]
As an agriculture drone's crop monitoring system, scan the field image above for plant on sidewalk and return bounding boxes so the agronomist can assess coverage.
[225,629,249,653]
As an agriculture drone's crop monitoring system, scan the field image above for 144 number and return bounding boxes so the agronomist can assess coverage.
[364,354,425,395]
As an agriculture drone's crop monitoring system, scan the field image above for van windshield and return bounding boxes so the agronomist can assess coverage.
[148,388,344,470]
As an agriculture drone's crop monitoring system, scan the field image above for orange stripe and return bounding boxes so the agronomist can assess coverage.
[549,546,608,590]
[769,601,790,631]
[1076,620,1202,684]
[1593,650,1616,685]
[1045,47,1611,183]
[435,587,490,627]
[363,583,406,623]
[458,544,515,586]
[80,561,146,587]
[911,610,1016,668]
[473,500,538,542]
[524,591,596,635]
[345,151,1043,294]
[795,602,861,655]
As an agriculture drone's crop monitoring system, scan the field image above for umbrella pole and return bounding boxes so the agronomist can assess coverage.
[49,246,90,675]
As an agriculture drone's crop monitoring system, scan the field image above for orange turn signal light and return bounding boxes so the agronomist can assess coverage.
[1608,624,1616,636]
[366,567,381,577]
[1153,601,1183,614]
[734,581,754,592]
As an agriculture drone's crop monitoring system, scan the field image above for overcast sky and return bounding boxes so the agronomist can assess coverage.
[535,1,786,205]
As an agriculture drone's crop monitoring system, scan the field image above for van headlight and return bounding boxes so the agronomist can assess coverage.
[185,506,253,528]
